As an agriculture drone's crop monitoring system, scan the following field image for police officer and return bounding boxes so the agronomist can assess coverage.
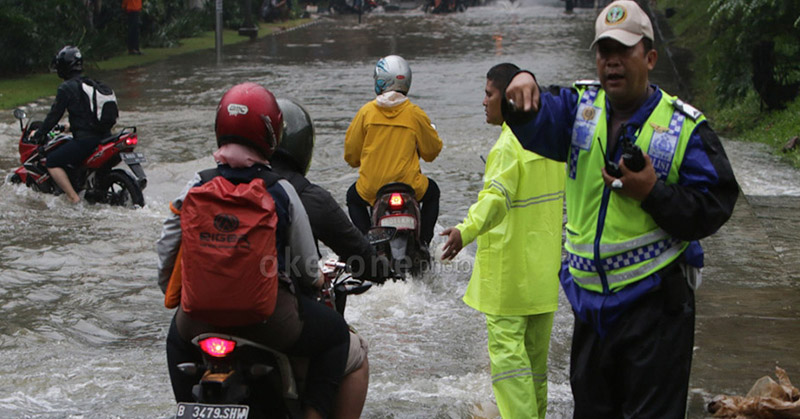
[504,1,739,417]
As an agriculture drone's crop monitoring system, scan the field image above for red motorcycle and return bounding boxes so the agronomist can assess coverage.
[8,108,147,207]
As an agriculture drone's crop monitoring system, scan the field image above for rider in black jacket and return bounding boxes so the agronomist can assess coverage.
[34,46,112,204]
[272,98,388,285]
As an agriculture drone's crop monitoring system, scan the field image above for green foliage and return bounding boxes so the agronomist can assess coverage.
[0,0,94,75]
[708,0,800,108]
[714,92,800,167]
[201,0,263,30]
[0,0,223,76]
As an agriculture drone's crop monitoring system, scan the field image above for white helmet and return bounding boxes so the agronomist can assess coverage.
[374,55,412,95]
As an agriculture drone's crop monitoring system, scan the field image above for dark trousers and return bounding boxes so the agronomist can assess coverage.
[45,136,101,168]
[126,11,140,52]
[570,264,695,419]
[346,178,440,246]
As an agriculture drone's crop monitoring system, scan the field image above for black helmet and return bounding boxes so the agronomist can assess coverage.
[274,98,315,175]
[52,46,83,79]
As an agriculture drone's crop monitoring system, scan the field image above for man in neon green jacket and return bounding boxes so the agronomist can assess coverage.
[441,63,565,418]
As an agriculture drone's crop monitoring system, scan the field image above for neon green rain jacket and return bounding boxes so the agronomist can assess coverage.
[458,124,565,316]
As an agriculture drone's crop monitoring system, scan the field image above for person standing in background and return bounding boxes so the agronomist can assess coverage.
[440,62,565,418]
[122,0,142,55]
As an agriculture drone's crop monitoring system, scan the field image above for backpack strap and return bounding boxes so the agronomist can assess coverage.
[198,166,281,188]
[253,166,282,188]
[198,167,221,184]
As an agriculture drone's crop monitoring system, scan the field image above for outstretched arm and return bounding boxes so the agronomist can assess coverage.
[34,84,71,143]
[440,228,463,260]
[504,71,541,113]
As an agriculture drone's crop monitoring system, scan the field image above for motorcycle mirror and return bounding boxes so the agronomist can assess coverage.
[366,226,396,245]
[13,109,26,131]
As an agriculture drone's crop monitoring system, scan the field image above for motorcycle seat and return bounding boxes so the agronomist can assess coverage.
[100,127,136,144]
[376,182,415,197]
[99,133,122,144]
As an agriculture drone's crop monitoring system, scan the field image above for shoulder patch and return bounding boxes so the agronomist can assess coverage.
[672,98,703,121]
[574,80,601,88]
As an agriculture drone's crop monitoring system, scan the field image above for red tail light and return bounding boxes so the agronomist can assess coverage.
[199,337,236,357]
[388,193,404,210]
[125,136,138,146]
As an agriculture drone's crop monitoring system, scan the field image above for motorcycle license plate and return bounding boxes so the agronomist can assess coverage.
[120,152,146,165]
[380,215,416,230]
[176,403,249,419]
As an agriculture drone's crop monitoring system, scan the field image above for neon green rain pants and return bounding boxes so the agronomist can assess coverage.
[486,312,555,418]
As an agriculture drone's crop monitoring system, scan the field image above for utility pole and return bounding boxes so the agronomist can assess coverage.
[215,0,223,62]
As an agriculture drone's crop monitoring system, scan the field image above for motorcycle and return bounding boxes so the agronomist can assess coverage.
[174,227,396,419]
[424,0,470,13]
[319,225,400,314]
[370,182,430,276]
[7,108,147,208]
[330,0,378,14]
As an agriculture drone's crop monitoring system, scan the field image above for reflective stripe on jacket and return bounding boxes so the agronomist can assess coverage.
[344,96,442,203]
[565,85,702,293]
[458,124,564,315]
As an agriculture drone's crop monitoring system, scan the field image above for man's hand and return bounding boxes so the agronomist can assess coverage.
[601,154,658,201]
[505,72,540,113]
[440,227,463,260]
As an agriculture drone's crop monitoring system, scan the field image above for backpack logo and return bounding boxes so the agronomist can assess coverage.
[214,213,239,232]
[80,78,118,132]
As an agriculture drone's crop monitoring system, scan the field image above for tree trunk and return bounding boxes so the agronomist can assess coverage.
[752,40,799,110]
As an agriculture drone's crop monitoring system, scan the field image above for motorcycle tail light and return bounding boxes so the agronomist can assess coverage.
[199,337,236,357]
[389,193,404,210]
[125,136,138,146]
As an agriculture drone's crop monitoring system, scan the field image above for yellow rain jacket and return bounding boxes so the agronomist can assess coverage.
[344,92,442,204]
[458,124,565,316]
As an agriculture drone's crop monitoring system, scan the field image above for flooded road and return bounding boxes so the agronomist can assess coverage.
[1,0,799,417]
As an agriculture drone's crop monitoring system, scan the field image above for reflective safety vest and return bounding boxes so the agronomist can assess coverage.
[565,83,704,293]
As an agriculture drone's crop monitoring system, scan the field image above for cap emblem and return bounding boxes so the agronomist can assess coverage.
[605,5,627,25]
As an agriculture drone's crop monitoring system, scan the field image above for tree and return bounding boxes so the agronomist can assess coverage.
[709,0,800,109]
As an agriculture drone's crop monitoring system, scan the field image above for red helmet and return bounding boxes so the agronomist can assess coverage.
[215,83,283,158]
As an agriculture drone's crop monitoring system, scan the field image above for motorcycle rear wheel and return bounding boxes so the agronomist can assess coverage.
[95,169,145,208]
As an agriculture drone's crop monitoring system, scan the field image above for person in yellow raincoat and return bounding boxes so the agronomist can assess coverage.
[441,63,565,418]
[344,55,443,249]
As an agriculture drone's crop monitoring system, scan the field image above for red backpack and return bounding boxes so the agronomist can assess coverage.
[179,168,281,326]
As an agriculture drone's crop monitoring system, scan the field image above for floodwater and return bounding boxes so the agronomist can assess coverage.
[1,0,799,417]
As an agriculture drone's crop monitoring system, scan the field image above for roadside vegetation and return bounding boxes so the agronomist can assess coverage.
[0,0,311,109]
[654,0,800,167]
